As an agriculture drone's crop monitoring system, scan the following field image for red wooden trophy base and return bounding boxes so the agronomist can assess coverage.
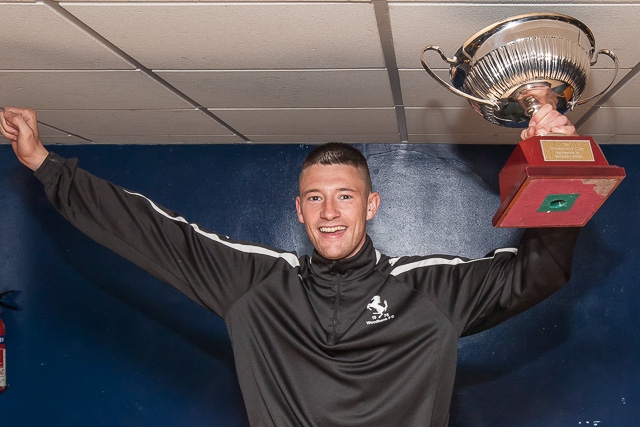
[492,136,626,228]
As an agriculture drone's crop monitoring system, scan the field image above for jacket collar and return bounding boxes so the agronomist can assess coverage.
[309,235,378,280]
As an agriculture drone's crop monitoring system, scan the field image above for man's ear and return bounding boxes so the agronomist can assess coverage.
[295,196,305,224]
[366,192,381,221]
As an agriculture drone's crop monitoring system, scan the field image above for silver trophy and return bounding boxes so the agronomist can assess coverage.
[420,13,625,227]
[420,12,618,127]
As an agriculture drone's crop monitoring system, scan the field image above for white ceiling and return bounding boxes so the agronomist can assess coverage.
[1,0,638,145]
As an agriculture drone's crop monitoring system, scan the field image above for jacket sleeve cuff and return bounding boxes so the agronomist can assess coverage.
[33,152,67,186]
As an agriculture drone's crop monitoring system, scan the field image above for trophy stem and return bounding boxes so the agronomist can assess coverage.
[513,82,560,121]
[520,96,543,118]
[522,96,542,118]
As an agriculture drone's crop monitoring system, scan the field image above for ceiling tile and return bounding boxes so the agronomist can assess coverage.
[157,70,393,109]
[405,107,518,136]
[61,3,385,69]
[607,134,640,144]
[390,0,637,2]
[408,134,500,144]
[79,135,245,145]
[405,106,585,138]
[400,69,468,108]
[248,134,401,144]
[580,68,628,103]
[60,0,370,2]
[212,108,399,137]
[0,3,131,70]
[599,69,640,107]
[574,107,640,136]
[0,70,193,110]
[390,5,640,70]
[36,109,236,141]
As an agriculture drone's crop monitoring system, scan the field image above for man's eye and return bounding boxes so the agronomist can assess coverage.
[339,195,353,200]
[308,196,321,201]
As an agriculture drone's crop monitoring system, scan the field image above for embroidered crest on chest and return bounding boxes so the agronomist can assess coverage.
[366,295,395,325]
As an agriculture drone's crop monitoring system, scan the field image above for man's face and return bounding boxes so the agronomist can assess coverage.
[296,164,380,260]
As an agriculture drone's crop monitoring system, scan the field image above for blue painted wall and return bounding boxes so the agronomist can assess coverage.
[0,143,637,426]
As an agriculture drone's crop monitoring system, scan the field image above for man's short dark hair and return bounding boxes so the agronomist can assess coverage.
[300,142,372,193]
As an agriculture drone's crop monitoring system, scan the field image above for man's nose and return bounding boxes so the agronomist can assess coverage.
[321,199,340,220]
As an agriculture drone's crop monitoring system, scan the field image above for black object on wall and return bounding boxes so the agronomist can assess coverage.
[0,143,637,426]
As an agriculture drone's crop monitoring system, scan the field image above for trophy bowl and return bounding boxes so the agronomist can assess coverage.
[421,12,618,127]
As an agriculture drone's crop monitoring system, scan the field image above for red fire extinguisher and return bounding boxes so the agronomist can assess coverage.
[0,290,20,394]
[0,315,6,393]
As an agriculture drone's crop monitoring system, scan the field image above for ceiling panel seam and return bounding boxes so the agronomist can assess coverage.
[44,0,251,142]
[39,121,94,143]
[372,0,408,142]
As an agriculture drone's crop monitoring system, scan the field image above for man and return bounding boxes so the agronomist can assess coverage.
[1,106,580,426]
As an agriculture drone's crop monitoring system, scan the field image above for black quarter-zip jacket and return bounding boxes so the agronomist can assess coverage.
[35,153,580,426]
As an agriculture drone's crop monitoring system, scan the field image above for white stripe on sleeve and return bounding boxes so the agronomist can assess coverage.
[389,247,517,277]
[124,190,300,268]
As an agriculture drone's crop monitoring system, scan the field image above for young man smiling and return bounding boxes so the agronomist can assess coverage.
[296,154,380,261]
[2,106,580,426]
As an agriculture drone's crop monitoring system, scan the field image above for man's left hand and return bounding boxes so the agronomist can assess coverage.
[520,104,577,139]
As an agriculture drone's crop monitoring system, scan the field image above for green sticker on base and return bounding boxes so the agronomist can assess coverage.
[537,194,580,212]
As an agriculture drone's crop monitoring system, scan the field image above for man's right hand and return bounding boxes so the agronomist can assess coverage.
[1,107,49,171]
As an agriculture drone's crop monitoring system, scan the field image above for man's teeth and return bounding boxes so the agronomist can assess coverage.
[320,226,346,233]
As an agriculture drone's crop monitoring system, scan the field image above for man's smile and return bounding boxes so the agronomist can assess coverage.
[319,226,347,233]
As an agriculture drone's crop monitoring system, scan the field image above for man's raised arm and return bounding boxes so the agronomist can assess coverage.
[0,106,279,317]
[0,107,50,171]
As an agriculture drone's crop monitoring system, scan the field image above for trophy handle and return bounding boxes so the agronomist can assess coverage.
[420,46,499,108]
[568,49,619,109]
